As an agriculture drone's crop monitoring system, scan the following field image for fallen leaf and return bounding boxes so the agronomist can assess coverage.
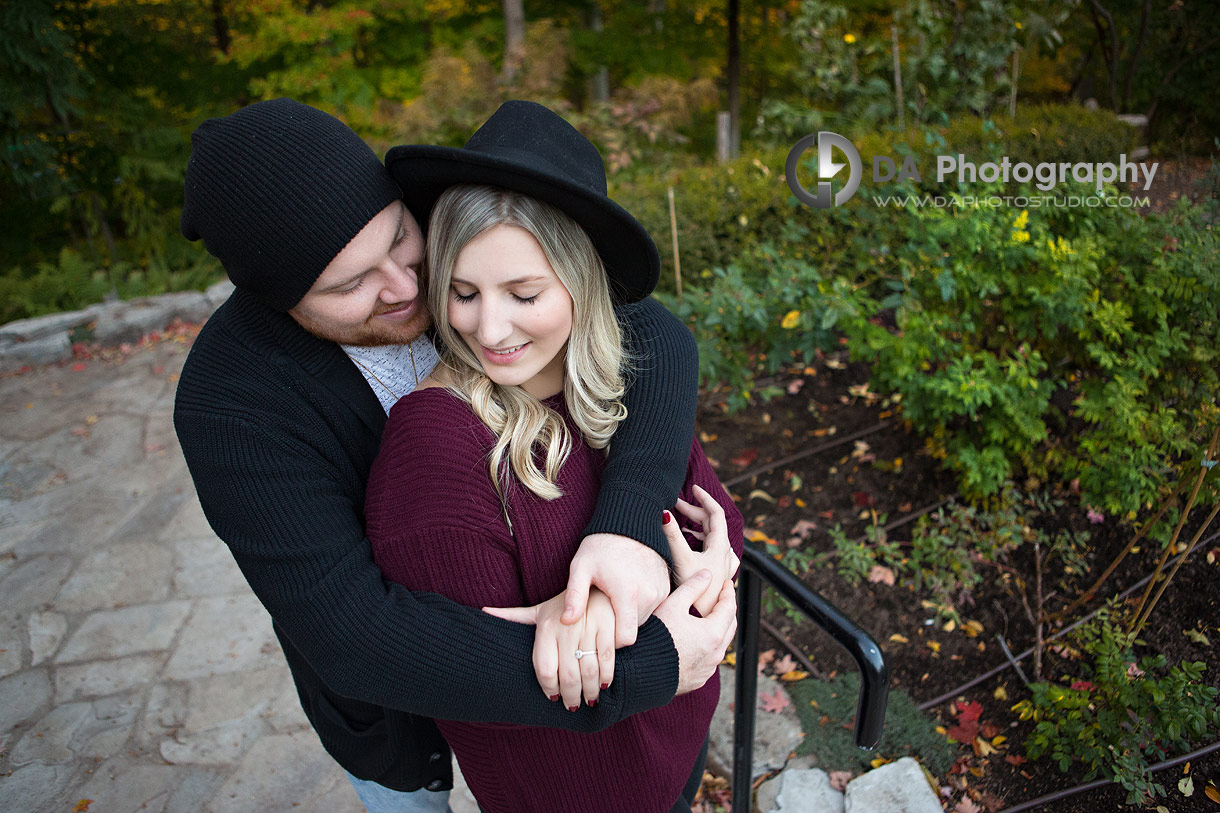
[828,771,851,792]
[927,641,941,653]
[943,619,957,632]
[888,634,909,644]
[1204,782,1220,804]
[868,565,896,586]
[746,529,774,544]
[786,378,805,395]
[946,700,982,743]
[852,491,875,507]
[759,688,791,714]
[748,489,777,504]
[963,620,985,637]
[954,796,982,813]
[699,431,718,443]
[973,737,997,757]
[1181,776,1195,797]
[1184,629,1211,646]
[74,801,94,813]
[1127,662,1145,678]
[993,685,1008,701]
[818,510,835,520]
[779,670,809,682]
[789,519,818,540]
[772,654,797,674]
[1005,754,1027,766]
[722,652,736,667]
[758,649,776,670]
[731,448,759,468]
[71,362,87,372]
[870,756,891,768]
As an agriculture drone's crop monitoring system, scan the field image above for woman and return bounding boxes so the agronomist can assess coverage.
[366,101,743,812]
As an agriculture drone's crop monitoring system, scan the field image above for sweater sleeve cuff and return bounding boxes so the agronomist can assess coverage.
[614,615,680,715]
[580,484,673,568]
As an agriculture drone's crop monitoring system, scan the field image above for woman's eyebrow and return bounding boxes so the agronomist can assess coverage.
[451,274,548,287]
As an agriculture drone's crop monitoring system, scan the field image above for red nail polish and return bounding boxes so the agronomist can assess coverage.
[549,694,559,702]
[568,705,578,712]
[601,682,609,690]
[662,510,672,525]
[588,699,597,708]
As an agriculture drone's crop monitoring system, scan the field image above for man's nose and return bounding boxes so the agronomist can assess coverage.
[379,259,418,303]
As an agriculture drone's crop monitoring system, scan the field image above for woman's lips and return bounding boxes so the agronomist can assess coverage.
[481,343,529,365]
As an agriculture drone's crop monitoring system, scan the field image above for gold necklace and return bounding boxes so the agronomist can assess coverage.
[351,343,419,400]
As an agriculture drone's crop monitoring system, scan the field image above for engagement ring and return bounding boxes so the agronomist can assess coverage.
[575,648,595,659]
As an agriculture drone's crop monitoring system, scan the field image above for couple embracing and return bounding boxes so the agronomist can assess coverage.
[176,97,743,812]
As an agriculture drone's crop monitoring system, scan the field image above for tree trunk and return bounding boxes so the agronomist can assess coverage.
[726,0,740,158]
[211,0,230,55]
[501,0,525,84]
[590,3,609,103]
[1121,0,1152,112]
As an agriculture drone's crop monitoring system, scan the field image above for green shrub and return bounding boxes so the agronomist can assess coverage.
[835,187,1220,514]
[612,146,804,289]
[853,104,1137,175]
[653,230,873,410]
[1013,610,1220,805]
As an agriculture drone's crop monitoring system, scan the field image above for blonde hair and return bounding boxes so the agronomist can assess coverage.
[426,185,629,503]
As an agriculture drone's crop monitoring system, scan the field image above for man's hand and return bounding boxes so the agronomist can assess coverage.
[653,570,738,695]
[483,589,616,708]
[663,485,741,616]
[561,532,669,647]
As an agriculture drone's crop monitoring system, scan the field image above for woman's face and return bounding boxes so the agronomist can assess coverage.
[447,224,574,399]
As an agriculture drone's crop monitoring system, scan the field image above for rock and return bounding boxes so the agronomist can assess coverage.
[54,654,164,702]
[0,554,74,611]
[57,600,193,663]
[1116,114,1148,128]
[91,292,211,345]
[207,730,348,813]
[0,764,77,812]
[0,617,23,678]
[0,307,98,343]
[28,610,68,665]
[0,668,53,732]
[0,331,73,370]
[708,665,804,783]
[759,767,845,813]
[205,279,235,308]
[54,540,173,612]
[843,757,941,813]
[163,594,281,681]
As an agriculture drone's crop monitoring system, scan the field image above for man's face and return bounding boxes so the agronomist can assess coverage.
[289,201,431,346]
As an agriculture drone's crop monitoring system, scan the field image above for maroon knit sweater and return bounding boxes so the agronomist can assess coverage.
[366,387,743,813]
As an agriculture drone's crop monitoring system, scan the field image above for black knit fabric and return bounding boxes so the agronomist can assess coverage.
[173,289,699,791]
[180,99,402,312]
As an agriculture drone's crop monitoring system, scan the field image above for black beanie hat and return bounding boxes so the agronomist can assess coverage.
[181,98,402,312]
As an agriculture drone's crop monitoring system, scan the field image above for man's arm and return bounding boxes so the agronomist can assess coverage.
[173,406,677,733]
[582,297,700,558]
[561,297,701,640]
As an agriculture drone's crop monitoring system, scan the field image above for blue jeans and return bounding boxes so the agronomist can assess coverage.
[345,773,452,813]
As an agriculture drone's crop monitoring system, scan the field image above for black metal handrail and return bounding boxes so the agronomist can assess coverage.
[732,544,890,812]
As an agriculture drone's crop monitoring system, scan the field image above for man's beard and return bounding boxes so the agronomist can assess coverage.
[292,304,432,347]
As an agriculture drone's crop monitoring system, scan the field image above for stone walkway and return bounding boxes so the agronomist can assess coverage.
[0,295,934,813]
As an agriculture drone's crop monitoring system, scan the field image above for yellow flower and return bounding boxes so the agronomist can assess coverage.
[1015,21,1023,29]
[844,33,857,44]
[781,310,801,329]
[1011,229,1031,243]
[1013,210,1029,229]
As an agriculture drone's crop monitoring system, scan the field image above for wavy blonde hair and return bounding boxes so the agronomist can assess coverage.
[426,185,629,503]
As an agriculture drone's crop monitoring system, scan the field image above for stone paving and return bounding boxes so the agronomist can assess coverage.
[0,295,926,813]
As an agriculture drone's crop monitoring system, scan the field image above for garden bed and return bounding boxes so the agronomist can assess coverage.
[697,353,1220,812]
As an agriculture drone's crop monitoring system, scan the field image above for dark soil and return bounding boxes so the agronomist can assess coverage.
[696,353,1220,812]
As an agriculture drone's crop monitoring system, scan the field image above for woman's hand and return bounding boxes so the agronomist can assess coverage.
[663,484,741,617]
[484,588,616,709]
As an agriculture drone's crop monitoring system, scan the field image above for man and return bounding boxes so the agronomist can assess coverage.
[174,97,737,811]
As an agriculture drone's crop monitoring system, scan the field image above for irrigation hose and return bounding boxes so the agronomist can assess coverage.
[993,739,1220,813]
[917,529,1219,711]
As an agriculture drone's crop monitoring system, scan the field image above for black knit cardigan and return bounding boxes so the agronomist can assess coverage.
[173,288,699,792]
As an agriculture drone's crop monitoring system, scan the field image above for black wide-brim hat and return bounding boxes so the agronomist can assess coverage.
[386,100,660,304]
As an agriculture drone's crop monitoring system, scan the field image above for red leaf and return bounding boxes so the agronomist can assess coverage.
[1005,754,1027,766]
[71,362,87,372]
[852,491,875,507]
[759,688,791,714]
[74,801,94,813]
[730,448,758,468]
[947,701,983,743]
